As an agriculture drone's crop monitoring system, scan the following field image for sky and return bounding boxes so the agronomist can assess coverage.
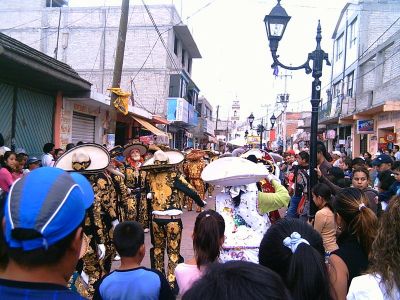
[69,0,353,122]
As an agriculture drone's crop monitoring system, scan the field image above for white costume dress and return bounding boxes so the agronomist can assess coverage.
[216,183,271,263]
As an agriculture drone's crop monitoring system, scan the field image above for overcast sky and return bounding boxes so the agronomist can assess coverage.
[69,0,353,121]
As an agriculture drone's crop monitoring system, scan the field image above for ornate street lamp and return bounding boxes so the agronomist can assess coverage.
[257,120,266,150]
[270,114,277,129]
[264,0,331,218]
[248,113,255,129]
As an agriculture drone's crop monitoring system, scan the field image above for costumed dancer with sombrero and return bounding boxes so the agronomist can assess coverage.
[201,156,290,263]
[55,144,119,298]
[122,142,150,231]
[142,150,206,292]
[108,145,135,222]
[183,149,207,212]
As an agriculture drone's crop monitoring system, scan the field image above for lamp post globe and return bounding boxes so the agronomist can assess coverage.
[270,114,277,129]
[248,113,255,129]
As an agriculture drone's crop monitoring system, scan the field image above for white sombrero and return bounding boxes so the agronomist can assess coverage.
[123,142,148,157]
[141,150,184,170]
[54,143,110,173]
[241,149,264,160]
[201,157,268,186]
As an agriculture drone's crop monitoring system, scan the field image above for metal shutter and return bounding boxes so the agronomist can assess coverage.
[0,83,13,147]
[15,88,54,157]
[72,112,95,144]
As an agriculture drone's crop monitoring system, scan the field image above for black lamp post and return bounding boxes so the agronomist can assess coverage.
[248,113,255,129]
[264,0,330,218]
[256,119,266,150]
[270,113,277,129]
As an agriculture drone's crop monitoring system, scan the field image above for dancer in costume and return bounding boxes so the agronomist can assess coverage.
[141,150,206,292]
[201,156,290,263]
[55,144,119,298]
[122,142,149,231]
[108,145,136,222]
[183,149,206,212]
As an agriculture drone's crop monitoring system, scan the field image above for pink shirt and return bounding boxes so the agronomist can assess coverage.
[175,263,203,296]
[0,167,14,193]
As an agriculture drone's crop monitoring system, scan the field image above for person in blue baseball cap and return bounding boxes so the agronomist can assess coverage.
[0,167,94,300]
[371,154,393,191]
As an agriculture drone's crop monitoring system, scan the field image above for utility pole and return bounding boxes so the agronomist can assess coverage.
[215,105,219,132]
[277,70,292,151]
[109,0,130,134]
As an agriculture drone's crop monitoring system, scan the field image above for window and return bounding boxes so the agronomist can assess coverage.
[181,49,185,66]
[346,72,354,97]
[349,18,357,48]
[180,79,188,98]
[174,36,178,55]
[333,82,341,98]
[336,34,344,61]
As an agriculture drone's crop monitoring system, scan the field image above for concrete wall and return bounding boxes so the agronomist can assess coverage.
[0,3,196,117]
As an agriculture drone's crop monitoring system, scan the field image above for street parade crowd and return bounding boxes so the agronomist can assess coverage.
[0,132,399,300]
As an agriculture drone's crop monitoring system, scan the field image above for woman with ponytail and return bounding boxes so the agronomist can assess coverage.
[259,218,331,300]
[329,187,378,299]
[175,210,225,296]
[347,196,400,299]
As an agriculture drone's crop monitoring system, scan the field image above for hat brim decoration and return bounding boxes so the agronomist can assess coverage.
[141,150,184,170]
[123,143,148,157]
[109,145,124,158]
[54,143,110,173]
[201,157,268,186]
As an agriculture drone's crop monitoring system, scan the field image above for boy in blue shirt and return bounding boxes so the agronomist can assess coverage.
[93,221,174,300]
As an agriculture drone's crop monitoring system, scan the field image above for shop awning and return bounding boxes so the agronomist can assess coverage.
[132,116,169,138]
[152,115,170,125]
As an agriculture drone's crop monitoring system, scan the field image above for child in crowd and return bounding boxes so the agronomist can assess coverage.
[312,183,338,253]
[182,261,291,300]
[342,158,353,179]
[23,157,41,174]
[175,210,225,296]
[93,221,174,300]
[376,170,396,212]
[259,218,331,300]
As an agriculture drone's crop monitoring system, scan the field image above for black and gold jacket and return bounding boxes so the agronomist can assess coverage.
[146,169,204,212]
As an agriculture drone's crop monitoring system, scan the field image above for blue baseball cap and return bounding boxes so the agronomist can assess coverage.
[371,154,393,166]
[5,167,94,251]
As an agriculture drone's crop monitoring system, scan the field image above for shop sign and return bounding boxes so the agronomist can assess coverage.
[167,98,189,123]
[357,120,374,134]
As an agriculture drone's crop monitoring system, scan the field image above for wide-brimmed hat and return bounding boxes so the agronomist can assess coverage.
[201,157,268,186]
[123,142,148,157]
[54,143,110,173]
[109,145,124,158]
[141,150,184,170]
[148,144,161,153]
[186,149,206,161]
[241,149,264,160]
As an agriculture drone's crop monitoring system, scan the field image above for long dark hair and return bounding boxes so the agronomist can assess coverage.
[259,218,331,300]
[312,183,333,213]
[193,210,225,269]
[1,151,16,172]
[334,188,378,255]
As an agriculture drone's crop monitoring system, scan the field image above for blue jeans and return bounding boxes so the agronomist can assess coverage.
[286,195,301,218]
